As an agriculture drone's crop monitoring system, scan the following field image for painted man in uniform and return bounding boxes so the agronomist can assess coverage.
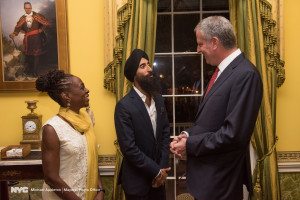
[10,1,50,77]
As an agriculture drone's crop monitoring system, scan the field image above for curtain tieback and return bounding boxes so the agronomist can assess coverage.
[257,136,278,163]
[253,136,278,199]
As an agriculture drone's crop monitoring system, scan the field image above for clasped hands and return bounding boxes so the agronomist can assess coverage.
[170,133,188,159]
[152,167,171,188]
[151,133,187,188]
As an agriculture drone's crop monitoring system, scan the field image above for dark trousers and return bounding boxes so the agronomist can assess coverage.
[25,55,39,76]
[124,186,166,200]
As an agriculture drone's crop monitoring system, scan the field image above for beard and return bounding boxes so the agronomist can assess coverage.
[135,73,161,96]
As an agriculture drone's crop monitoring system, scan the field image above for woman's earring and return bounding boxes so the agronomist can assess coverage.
[66,101,71,111]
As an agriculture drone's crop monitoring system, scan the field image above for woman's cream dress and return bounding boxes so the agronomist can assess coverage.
[42,116,88,200]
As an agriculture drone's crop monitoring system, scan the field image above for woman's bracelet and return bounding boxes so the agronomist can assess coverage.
[98,187,105,194]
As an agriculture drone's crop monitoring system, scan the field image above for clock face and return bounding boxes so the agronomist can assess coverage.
[24,120,37,133]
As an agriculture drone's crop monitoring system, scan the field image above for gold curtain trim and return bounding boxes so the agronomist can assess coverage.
[104,0,133,94]
[114,140,123,157]
[259,0,285,87]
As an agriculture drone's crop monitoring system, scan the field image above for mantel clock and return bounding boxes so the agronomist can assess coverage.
[20,100,42,149]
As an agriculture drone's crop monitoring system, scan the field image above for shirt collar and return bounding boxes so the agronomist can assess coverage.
[25,12,33,17]
[217,48,242,73]
[133,86,147,103]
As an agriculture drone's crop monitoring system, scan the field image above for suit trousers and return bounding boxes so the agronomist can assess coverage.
[124,186,166,200]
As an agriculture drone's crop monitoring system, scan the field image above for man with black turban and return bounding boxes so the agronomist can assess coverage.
[114,49,171,200]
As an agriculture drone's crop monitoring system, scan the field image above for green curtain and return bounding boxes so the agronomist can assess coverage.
[117,0,158,99]
[229,0,284,199]
[104,0,158,199]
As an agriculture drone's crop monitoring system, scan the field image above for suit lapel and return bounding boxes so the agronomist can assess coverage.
[129,89,155,138]
[195,53,245,118]
[154,95,163,140]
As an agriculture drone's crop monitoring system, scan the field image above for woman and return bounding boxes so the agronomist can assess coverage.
[36,70,104,200]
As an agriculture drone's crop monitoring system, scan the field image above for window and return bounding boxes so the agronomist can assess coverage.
[154,0,229,198]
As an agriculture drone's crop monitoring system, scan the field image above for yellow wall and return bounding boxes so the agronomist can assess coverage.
[276,0,300,151]
[0,0,117,154]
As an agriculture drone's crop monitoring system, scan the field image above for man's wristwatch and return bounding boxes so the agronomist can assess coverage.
[98,187,105,193]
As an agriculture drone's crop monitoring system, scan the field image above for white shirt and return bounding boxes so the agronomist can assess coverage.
[216,48,242,80]
[25,12,33,28]
[133,86,157,138]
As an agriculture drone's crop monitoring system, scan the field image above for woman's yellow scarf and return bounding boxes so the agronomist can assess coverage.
[58,107,98,200]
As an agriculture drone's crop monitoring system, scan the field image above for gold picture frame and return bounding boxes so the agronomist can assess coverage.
[0,0,69,91]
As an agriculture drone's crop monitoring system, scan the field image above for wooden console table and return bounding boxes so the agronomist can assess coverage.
[0,150,114,200]
[0,151,43,200]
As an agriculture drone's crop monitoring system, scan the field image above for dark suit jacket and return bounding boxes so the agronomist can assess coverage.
[186,53,263,200]
[114,89,170,196]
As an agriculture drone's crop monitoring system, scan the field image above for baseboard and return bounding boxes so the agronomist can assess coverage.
[99,154,115,176]
[278,151,300,172]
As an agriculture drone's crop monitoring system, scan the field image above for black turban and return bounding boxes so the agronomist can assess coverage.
[124,49,149,82]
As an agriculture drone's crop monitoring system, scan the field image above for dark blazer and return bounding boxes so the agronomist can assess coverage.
[185,53,263,200]
[114,89,170,196]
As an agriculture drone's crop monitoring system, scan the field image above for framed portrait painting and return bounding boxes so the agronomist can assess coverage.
[0,0,68,91]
